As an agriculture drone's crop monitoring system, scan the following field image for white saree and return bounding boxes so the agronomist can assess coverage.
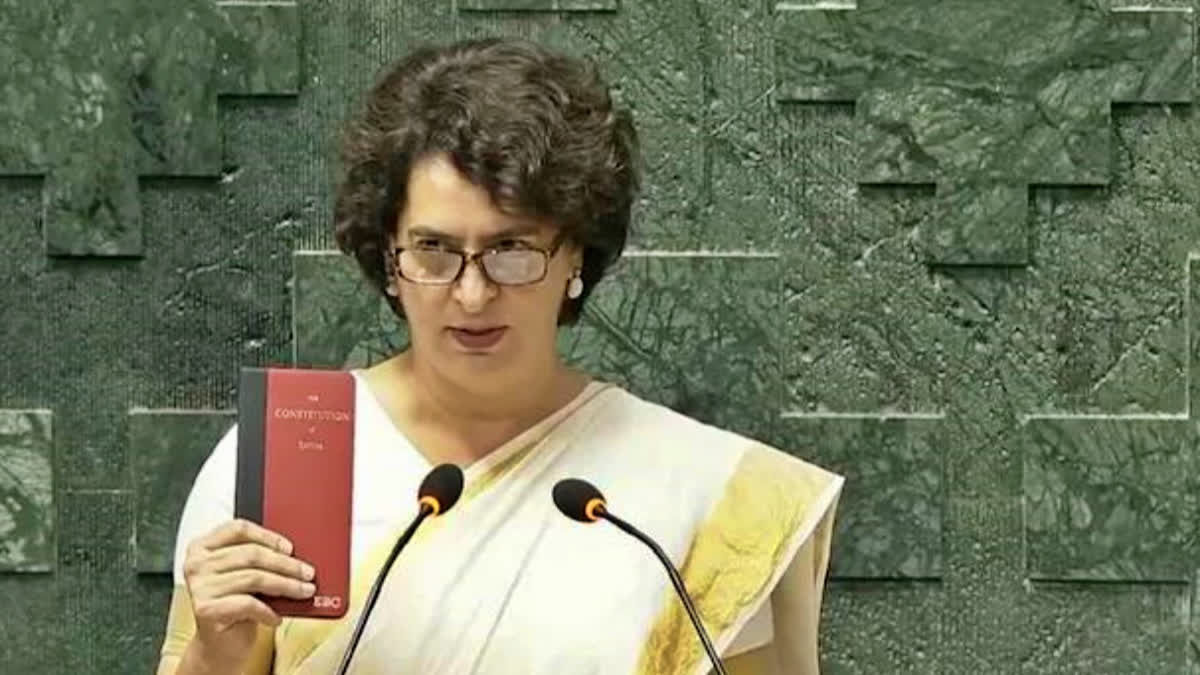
[166,372,844,675]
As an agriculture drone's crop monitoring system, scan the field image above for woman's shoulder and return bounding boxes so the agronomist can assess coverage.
[579,385,844,508]
[588,385,743,441]
[575,386,843,593]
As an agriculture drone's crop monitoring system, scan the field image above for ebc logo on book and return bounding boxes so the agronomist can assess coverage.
[314,595,343,610]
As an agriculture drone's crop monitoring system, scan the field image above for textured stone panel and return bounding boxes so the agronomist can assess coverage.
[132,574,178,673]
[0,575,62,673]
[929,264,1046,498]
[1194,254,1200,427]
[215,1,304,95]
[821,580,942,674]
[0,177,45,395]
[1024,416,1193,582]
[458,0,616,10]
[943,498,1030,673]
[1032,184,1190,414]
[0,0,301,258]
[783,182,947,413]
[129,98,307,411]
[1023,255,1200,583]
[777,415,944,579]
[558,254,782,444]
[131,409,234,574]
[783,102,856,187]
[1192,572,1200,675]
[0,410,54,573]
[774,1,1194,265]
[58,489,136,674]
[1025,581,1189,674]
[687,0,786,252]
[292,251,408,369]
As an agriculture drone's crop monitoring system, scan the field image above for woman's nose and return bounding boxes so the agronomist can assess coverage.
[452,258,497,311]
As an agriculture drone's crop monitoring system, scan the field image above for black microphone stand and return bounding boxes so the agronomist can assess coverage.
[599,508,728,675]
[334,501,434,675]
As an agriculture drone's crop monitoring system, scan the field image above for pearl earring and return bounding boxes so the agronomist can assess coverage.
[566,273,584,299]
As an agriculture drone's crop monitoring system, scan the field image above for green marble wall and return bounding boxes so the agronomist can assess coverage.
[1,1,1198,672]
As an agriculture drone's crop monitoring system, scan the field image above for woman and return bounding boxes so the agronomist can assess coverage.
[157,37,843,675]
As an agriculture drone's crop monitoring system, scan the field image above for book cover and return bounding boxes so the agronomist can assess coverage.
[235,366,355,619]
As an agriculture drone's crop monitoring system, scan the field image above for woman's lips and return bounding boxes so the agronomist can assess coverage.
[448,326,507,350]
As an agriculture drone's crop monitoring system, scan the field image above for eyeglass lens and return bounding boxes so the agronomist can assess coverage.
[399,249,546,285]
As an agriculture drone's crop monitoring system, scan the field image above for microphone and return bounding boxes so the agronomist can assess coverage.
[552,478,728,675]
[334,463,465,675]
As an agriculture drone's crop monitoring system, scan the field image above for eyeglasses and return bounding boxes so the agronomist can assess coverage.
[391,233,566,286]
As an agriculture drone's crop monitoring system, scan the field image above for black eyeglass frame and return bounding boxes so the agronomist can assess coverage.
[390,230,570,287]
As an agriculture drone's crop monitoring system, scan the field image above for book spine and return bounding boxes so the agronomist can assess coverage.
[235,367,266,524]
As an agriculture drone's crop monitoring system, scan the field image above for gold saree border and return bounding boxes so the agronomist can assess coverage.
[633,444,842,675]
[275,381,614,675]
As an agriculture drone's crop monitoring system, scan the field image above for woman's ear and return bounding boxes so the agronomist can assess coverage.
[567,241,585,271]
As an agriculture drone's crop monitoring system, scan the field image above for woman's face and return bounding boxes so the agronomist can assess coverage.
[389,153,581,385]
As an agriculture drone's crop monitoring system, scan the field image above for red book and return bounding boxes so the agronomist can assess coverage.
[235,366,355,619]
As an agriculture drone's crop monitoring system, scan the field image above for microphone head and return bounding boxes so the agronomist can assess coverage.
[418,463,464,516]
[552,478,606,523]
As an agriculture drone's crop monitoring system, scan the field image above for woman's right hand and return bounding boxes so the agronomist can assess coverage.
[180,518,316,670]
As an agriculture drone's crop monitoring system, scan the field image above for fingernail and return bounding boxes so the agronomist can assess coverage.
[302,563,315,580]
[279,538,293,554]
[303,582,316,596]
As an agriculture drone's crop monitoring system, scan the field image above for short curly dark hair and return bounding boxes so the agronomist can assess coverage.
[332,37,641,325]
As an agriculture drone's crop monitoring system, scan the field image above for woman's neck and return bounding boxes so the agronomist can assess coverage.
[396,349,588,453]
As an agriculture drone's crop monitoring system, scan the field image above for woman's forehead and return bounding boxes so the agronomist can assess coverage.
[396,152,566,240]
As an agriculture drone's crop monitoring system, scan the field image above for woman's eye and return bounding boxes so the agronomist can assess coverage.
[494,239,528,250]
